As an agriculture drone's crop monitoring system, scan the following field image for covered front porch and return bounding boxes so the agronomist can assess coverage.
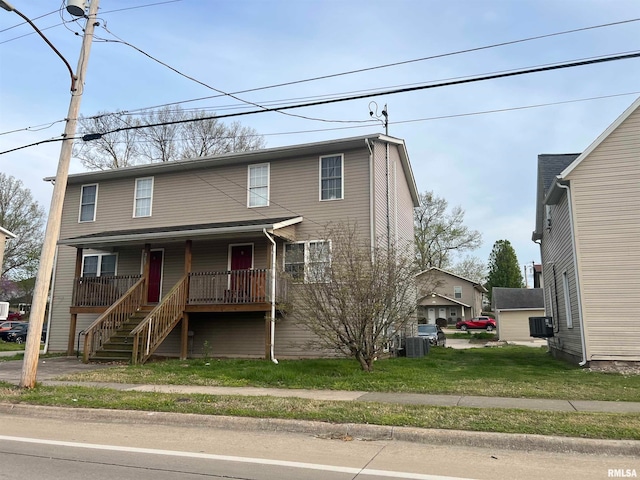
[60,217,301,363]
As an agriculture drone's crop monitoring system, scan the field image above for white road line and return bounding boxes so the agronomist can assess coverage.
[0,434,474,480]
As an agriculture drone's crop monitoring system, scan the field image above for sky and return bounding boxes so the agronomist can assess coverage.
[1,0,639,281]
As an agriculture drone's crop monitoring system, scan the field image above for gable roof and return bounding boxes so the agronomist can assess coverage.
[532,154,579,239]
[559,96,640,178]
[416,266,487,293]
[49,134,419,206]
[492,287,544,310]
[417,292,471,308]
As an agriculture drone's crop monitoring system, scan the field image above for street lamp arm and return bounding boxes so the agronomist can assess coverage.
[3,4,77,91]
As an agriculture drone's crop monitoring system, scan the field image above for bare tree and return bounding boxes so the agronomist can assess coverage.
[414,191,482,271]
[75,106,266,170]
[286,223,417,372]
[0,174,45,280]
[449,255,487,284]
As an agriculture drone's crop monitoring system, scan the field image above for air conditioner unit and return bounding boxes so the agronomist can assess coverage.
[529,316,554,338]
[405,336,429,358]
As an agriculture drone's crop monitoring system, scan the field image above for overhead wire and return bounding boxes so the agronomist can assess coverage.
[94,23,371,126]
[118,17,640,114]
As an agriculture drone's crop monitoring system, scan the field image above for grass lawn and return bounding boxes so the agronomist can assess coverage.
[2,347,640,440]
[0,340,25,352]
[58,345,640,402]
[1,382,639,441]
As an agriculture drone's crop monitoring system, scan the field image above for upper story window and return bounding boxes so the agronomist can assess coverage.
[248,163,269,207]
[82,253,117,277]
[79,184,98,222]
[454,286,462,299]
[320,154,343,201]
[134,177,154,218]
[284,240,330,282]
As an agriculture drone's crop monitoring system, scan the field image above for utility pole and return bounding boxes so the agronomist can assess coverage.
[20,0,100,388]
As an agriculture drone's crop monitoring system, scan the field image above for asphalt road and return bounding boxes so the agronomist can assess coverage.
[1,408,637,480]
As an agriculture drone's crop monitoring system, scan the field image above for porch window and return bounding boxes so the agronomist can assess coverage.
[284,240,330,282]
[320,154,343,200]
[82,253,117,277]
[454,286,462,299]
[134,177,153,217]
[248,163,269,207]
[79,184,97,222]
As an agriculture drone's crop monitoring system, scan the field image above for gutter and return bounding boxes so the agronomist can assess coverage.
[557,182,587,366]
[263,229,278,364]
[365,139,375,252]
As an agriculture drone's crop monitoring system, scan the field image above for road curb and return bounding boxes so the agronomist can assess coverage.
[0,403,638,457]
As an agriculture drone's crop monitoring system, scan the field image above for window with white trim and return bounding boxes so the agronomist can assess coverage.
[82,253,117,277]
[454,286,462,299]
[248,163,269,207]
[562,271,573,328]
[79,184,97,222]
[134,177,153,217]
[320,154,343,200]
[284,240,330,282]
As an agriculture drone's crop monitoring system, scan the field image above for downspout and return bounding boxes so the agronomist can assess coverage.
[557,182,587,366]
[263,229,278,364]
[365,139,375,252]
[42,246,58,354]
[385,140,391,250]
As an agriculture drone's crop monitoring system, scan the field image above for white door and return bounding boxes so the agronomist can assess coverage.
[438,308,446,320]
[427,308,436,323]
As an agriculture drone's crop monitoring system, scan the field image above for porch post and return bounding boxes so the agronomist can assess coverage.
[180,313,189,360]
[180,240,192,360]
[142,243,151,304]
[67,248,83,355]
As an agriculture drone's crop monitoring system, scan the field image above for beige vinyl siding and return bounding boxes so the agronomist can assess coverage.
[372,140,391,244]
[48,245,78,352]
[541,194,583,359]
[59,149,372,245]
[497,308,545,342]
[415,270,481,320]
[391,145,416,251]
[567,106,640,361]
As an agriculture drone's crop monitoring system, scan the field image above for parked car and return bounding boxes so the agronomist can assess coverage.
[0,322,47,344]
[0,320,24,333]
[7,311,22,321]
[0,322,28,343]
[456,316,496,332]
[417,324,447,347]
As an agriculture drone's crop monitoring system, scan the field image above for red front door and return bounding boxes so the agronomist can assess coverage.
[230,245,252,297]
[148,250,163,303]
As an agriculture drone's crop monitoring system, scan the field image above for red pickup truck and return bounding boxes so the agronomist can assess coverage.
[456,316,496,332]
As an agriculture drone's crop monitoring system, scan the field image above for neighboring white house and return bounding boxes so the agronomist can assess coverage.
[532,96,640,367]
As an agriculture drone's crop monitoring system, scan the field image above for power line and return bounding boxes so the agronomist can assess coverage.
[88,51,640,139]
[120,17,640,114]
[95,24,370,126]
[0,9,58,33]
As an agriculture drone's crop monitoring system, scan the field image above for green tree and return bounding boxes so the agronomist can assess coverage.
[0,174,45,281]
[485,239,524,303]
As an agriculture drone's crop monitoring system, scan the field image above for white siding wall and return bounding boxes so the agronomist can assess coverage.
[567,106,640,361]
[497,308,545,342]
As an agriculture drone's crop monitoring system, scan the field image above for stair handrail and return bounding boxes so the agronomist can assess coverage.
[82,277,146,363]
[130,274,188,365]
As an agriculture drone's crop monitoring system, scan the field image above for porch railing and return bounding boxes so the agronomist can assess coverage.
[131,274,188,365]
[82,277,146,363]
[188,269,271,304]
[73,275,142,307]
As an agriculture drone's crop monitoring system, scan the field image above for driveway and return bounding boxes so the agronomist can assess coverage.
[0,356,115,385]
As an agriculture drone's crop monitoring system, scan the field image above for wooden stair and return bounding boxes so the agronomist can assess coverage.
[89,306,153,363]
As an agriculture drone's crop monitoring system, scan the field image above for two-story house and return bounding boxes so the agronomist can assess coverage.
[45,134,419,363]
[532,96,640,367]
[415,267,486,325]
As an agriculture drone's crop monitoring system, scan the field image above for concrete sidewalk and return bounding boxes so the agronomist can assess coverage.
[1,356,640,414]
